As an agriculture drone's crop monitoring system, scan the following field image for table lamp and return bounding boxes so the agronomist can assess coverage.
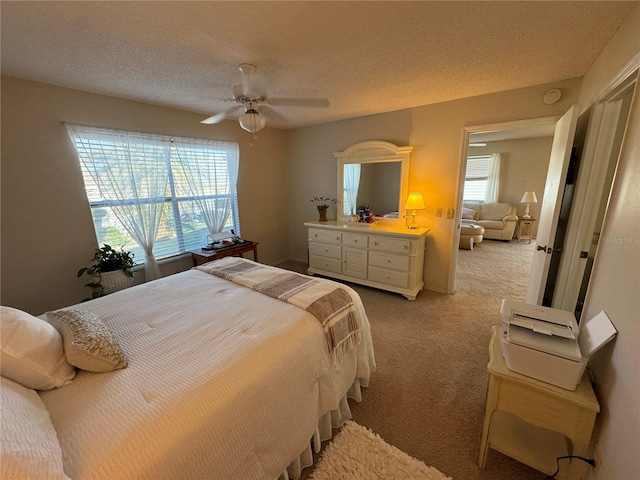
[405,192,425,229]
[520,191,538,219]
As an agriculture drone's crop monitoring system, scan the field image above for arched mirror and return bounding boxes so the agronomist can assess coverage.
[335,141,412,226]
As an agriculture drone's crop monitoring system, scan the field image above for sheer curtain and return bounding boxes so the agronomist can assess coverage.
[172,138,239,235]
[66,125,170,280]
[343,163,361,215]
[484,153,501,203]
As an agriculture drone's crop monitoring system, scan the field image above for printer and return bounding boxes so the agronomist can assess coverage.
[500,299,616,390]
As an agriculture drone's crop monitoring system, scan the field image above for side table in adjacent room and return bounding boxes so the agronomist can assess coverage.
[479,326,599,480]
[517,218,537,244]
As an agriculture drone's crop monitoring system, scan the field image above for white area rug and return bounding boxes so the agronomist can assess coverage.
[310,421,453,480]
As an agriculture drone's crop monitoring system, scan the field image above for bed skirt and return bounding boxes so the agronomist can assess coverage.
[281,378,367,480]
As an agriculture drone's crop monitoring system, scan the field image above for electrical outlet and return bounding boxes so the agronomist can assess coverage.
[436,208,443,217]
[446,208,455,219]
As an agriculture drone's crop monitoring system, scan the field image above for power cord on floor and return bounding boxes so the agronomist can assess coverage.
[545,455,596,479]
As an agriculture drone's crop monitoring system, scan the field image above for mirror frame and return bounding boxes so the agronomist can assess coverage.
[334,141,412,226]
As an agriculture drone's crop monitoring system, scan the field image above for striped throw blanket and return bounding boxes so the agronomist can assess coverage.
[196,258,361,364]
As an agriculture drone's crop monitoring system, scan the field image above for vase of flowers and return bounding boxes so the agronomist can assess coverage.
[311,196,337,222]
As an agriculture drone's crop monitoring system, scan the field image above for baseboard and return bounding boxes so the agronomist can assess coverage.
[424,285,449,294]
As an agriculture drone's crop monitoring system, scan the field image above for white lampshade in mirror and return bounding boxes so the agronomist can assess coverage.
[405,192,425,229]
[520,191,538,219]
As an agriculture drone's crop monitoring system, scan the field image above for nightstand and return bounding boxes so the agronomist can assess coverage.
[479,327,599,479]
[517,218,537,244]
[190,241,259,267]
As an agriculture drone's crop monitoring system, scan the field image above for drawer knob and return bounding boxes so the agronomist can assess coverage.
[386,275,391,279]
[372,242,377,245]
[324,262,329,267]
[324,249,328,252]
[387,259,391,263]
[336,236,340,240]
[402,245,408,249]
[314,234,318,237]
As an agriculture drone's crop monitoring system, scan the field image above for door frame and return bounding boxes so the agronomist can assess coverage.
[448,116,560,294]
[553,64,639,313]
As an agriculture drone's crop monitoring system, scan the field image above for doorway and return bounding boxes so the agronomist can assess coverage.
[451,116,559,297]
[451,69,638,313]
[550,71,637,319]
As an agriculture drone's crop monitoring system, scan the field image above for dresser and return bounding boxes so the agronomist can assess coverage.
[304,221,428,300]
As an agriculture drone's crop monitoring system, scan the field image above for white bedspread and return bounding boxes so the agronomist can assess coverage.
[39,268,375,480]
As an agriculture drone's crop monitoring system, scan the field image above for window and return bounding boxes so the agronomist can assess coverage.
[463,155,492,201]
[67,125,239,275]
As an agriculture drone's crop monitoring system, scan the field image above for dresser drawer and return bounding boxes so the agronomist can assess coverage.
[342,247,368,279]
[309,254,342,274]
[308,228,342,245]
[369,251,410,272]
[368,266,409,288]
[369,236,412,254]
[342,233,368,248]
[309,242,342,259]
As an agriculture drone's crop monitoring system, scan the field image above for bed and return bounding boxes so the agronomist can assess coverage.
[0,258,375,480]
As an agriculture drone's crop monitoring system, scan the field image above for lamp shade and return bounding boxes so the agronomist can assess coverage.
[405,192,425,210]
[520,191,538,203]
[238,109,266,134]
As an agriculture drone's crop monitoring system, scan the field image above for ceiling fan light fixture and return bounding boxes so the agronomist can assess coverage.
[238,108,266,134]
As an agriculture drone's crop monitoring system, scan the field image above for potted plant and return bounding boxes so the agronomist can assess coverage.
[311,196,337,222]
[77,244,135,299]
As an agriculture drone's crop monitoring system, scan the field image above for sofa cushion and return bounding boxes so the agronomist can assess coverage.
[479,202,513,221]
[477,220,506,230]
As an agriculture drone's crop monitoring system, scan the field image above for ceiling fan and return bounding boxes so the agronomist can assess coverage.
[201,63,330,143]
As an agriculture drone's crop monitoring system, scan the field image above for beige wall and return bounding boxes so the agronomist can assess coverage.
[0,77,288,315]
[286,78,581,292]
[577,5,640,480]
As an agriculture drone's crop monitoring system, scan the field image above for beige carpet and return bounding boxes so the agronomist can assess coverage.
[280,239,542,480]
[310,421,452,480]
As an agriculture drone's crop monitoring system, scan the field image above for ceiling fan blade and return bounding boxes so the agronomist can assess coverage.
[200,105,242,124]
[266,97,330,108]
[259,105,289,123]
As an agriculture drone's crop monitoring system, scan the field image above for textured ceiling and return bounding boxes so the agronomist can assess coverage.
[1,1,637,129]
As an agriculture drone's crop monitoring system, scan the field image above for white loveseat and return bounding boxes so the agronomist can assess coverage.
[462,202,518,241]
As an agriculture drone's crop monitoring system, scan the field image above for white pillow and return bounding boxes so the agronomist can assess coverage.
[45,309,128,373]
[462,207,476,220]
[0,376,70,480]
[0,306,75,390]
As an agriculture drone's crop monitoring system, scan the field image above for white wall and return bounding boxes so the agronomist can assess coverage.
[286,79,581,292]
[0,77,288,315]
[577,5,640,479]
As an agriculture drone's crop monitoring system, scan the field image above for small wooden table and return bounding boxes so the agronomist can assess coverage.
[479,326,599,480]
[517,218,537,244]
[190,241,259,267]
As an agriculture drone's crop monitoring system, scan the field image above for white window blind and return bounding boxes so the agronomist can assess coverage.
[463,155,492,201]
[67,125,240,271]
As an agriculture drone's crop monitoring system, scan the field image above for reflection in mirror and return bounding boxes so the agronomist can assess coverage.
[335,141,412,227]
[343,162,401,216]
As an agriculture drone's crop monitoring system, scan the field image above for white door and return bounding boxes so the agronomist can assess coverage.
[526,105,580,304]
[551,101,622,310]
